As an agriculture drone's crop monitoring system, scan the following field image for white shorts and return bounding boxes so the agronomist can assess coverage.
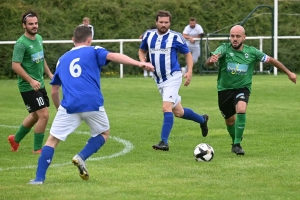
[50,105,110,141]
[157,71,182,108]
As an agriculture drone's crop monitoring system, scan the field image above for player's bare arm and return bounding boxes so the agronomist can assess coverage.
[183,52,193,87]
[138,49,147,62]
[12,62,41,90]
[107,52,154,72]
[267,57,297,84]
[44,60,53,80]
[51,85,60,110]
[205,53,220,66]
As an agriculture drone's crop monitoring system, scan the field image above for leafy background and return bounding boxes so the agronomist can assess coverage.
[0,0,299,78]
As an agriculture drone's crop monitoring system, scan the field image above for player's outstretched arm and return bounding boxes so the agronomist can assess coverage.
[268,57,297,84]
[106,52,154,72]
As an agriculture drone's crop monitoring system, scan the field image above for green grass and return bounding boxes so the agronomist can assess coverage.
[0,74,299,200]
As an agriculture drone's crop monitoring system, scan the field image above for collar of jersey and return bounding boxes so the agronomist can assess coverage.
[71,45,89,51]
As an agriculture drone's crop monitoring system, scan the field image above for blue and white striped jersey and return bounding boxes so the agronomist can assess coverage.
[50,45,110,114]
[140,29,190,83]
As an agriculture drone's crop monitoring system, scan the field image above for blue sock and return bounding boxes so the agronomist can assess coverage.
[181,108,204,124]
[161,112,174,144]
[78,134,106,160]
[35,146,54,181]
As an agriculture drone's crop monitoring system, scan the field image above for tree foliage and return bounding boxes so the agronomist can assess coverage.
[0,0,299,78]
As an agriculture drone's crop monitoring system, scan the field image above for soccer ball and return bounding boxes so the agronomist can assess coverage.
[193,143,214,162]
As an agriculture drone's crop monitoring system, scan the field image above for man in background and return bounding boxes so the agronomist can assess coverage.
[80,17,94,39]
[182,17,204,73]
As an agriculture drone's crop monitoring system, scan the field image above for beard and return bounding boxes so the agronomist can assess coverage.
[231,41,243,50]
[157,27,168,34]
[26,27,38,36]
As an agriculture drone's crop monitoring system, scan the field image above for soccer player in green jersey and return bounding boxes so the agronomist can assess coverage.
[8,11,53,154]
[205,25,297,155]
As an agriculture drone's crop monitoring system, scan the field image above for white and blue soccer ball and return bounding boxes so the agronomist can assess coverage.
[194,143,214,162]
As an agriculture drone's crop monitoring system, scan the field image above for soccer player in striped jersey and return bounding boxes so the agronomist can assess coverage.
[139,10,209,151]
[29,26,154,184]
[206,25,297,155]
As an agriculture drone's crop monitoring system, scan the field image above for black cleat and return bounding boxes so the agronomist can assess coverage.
[232,144,245,155]
[200,114,209,137]
[152,141,169,151]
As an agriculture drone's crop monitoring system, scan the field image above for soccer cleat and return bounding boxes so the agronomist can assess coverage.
[28,179,44,185]
[232,144,245,155]
[200,114,209,137]
[32,149,42,154]
[72,155,89,180]
[8,135,20,152]
[152,141,169,151]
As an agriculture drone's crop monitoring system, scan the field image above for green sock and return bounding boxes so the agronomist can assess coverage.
[226,124,235,143]
[234,113,246,144]
[34,133,45,151]
[14,125,31,143]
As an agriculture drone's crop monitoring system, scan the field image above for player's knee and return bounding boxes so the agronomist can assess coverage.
[101,130,110,141]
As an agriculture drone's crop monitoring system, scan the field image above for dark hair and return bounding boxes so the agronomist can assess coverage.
[189,17,196,22]
[22,11,38,24]
[156,10,172,22]
[73,26,92,43]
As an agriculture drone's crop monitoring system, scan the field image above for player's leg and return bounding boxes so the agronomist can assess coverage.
[173,102,209,137]
[29,106,81,184]
[152,82,175,151]
[8,90,42,152]
[218,90,237,150]
[143,70,148,77]
[153,74,186,151]
[191,46,200,64]
[8,112,38,152]
[29,135,60,185]
[232,88,249,155]
[32,88,50,153]
[149,71,153,77]
[72,108,110,180]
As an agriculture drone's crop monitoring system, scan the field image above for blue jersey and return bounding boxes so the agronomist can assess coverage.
[50,46,110,114]
[140,29,189,83]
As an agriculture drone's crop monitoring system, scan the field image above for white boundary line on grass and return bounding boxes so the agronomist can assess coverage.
[0,124,134,171]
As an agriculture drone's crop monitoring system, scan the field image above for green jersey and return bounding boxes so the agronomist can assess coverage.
[212,43,268,92]
[12,34,45,92]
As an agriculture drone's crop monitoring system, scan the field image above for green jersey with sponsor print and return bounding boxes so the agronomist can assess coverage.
[12,34,45,92]
[212,43,267,92]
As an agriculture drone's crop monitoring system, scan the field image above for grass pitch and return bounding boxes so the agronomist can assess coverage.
[0,74,299,200]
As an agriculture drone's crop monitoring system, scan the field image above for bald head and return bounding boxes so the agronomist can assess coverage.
[230,25,245,35]
[229,25,246,50]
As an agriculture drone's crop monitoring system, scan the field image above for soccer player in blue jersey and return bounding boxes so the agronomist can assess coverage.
[28,26,154,184]
[138,10,209,151]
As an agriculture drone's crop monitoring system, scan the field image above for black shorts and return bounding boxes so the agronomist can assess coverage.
[218,88,250,119]
[20,88,50,113]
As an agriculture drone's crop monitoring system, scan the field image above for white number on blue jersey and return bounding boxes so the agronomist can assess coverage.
[69,58,82,77]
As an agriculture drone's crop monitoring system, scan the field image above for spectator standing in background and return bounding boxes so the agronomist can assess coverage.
[80,17,94,39]
[182,17,204,73]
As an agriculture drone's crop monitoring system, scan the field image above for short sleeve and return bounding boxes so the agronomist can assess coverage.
[12,42,26,63]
